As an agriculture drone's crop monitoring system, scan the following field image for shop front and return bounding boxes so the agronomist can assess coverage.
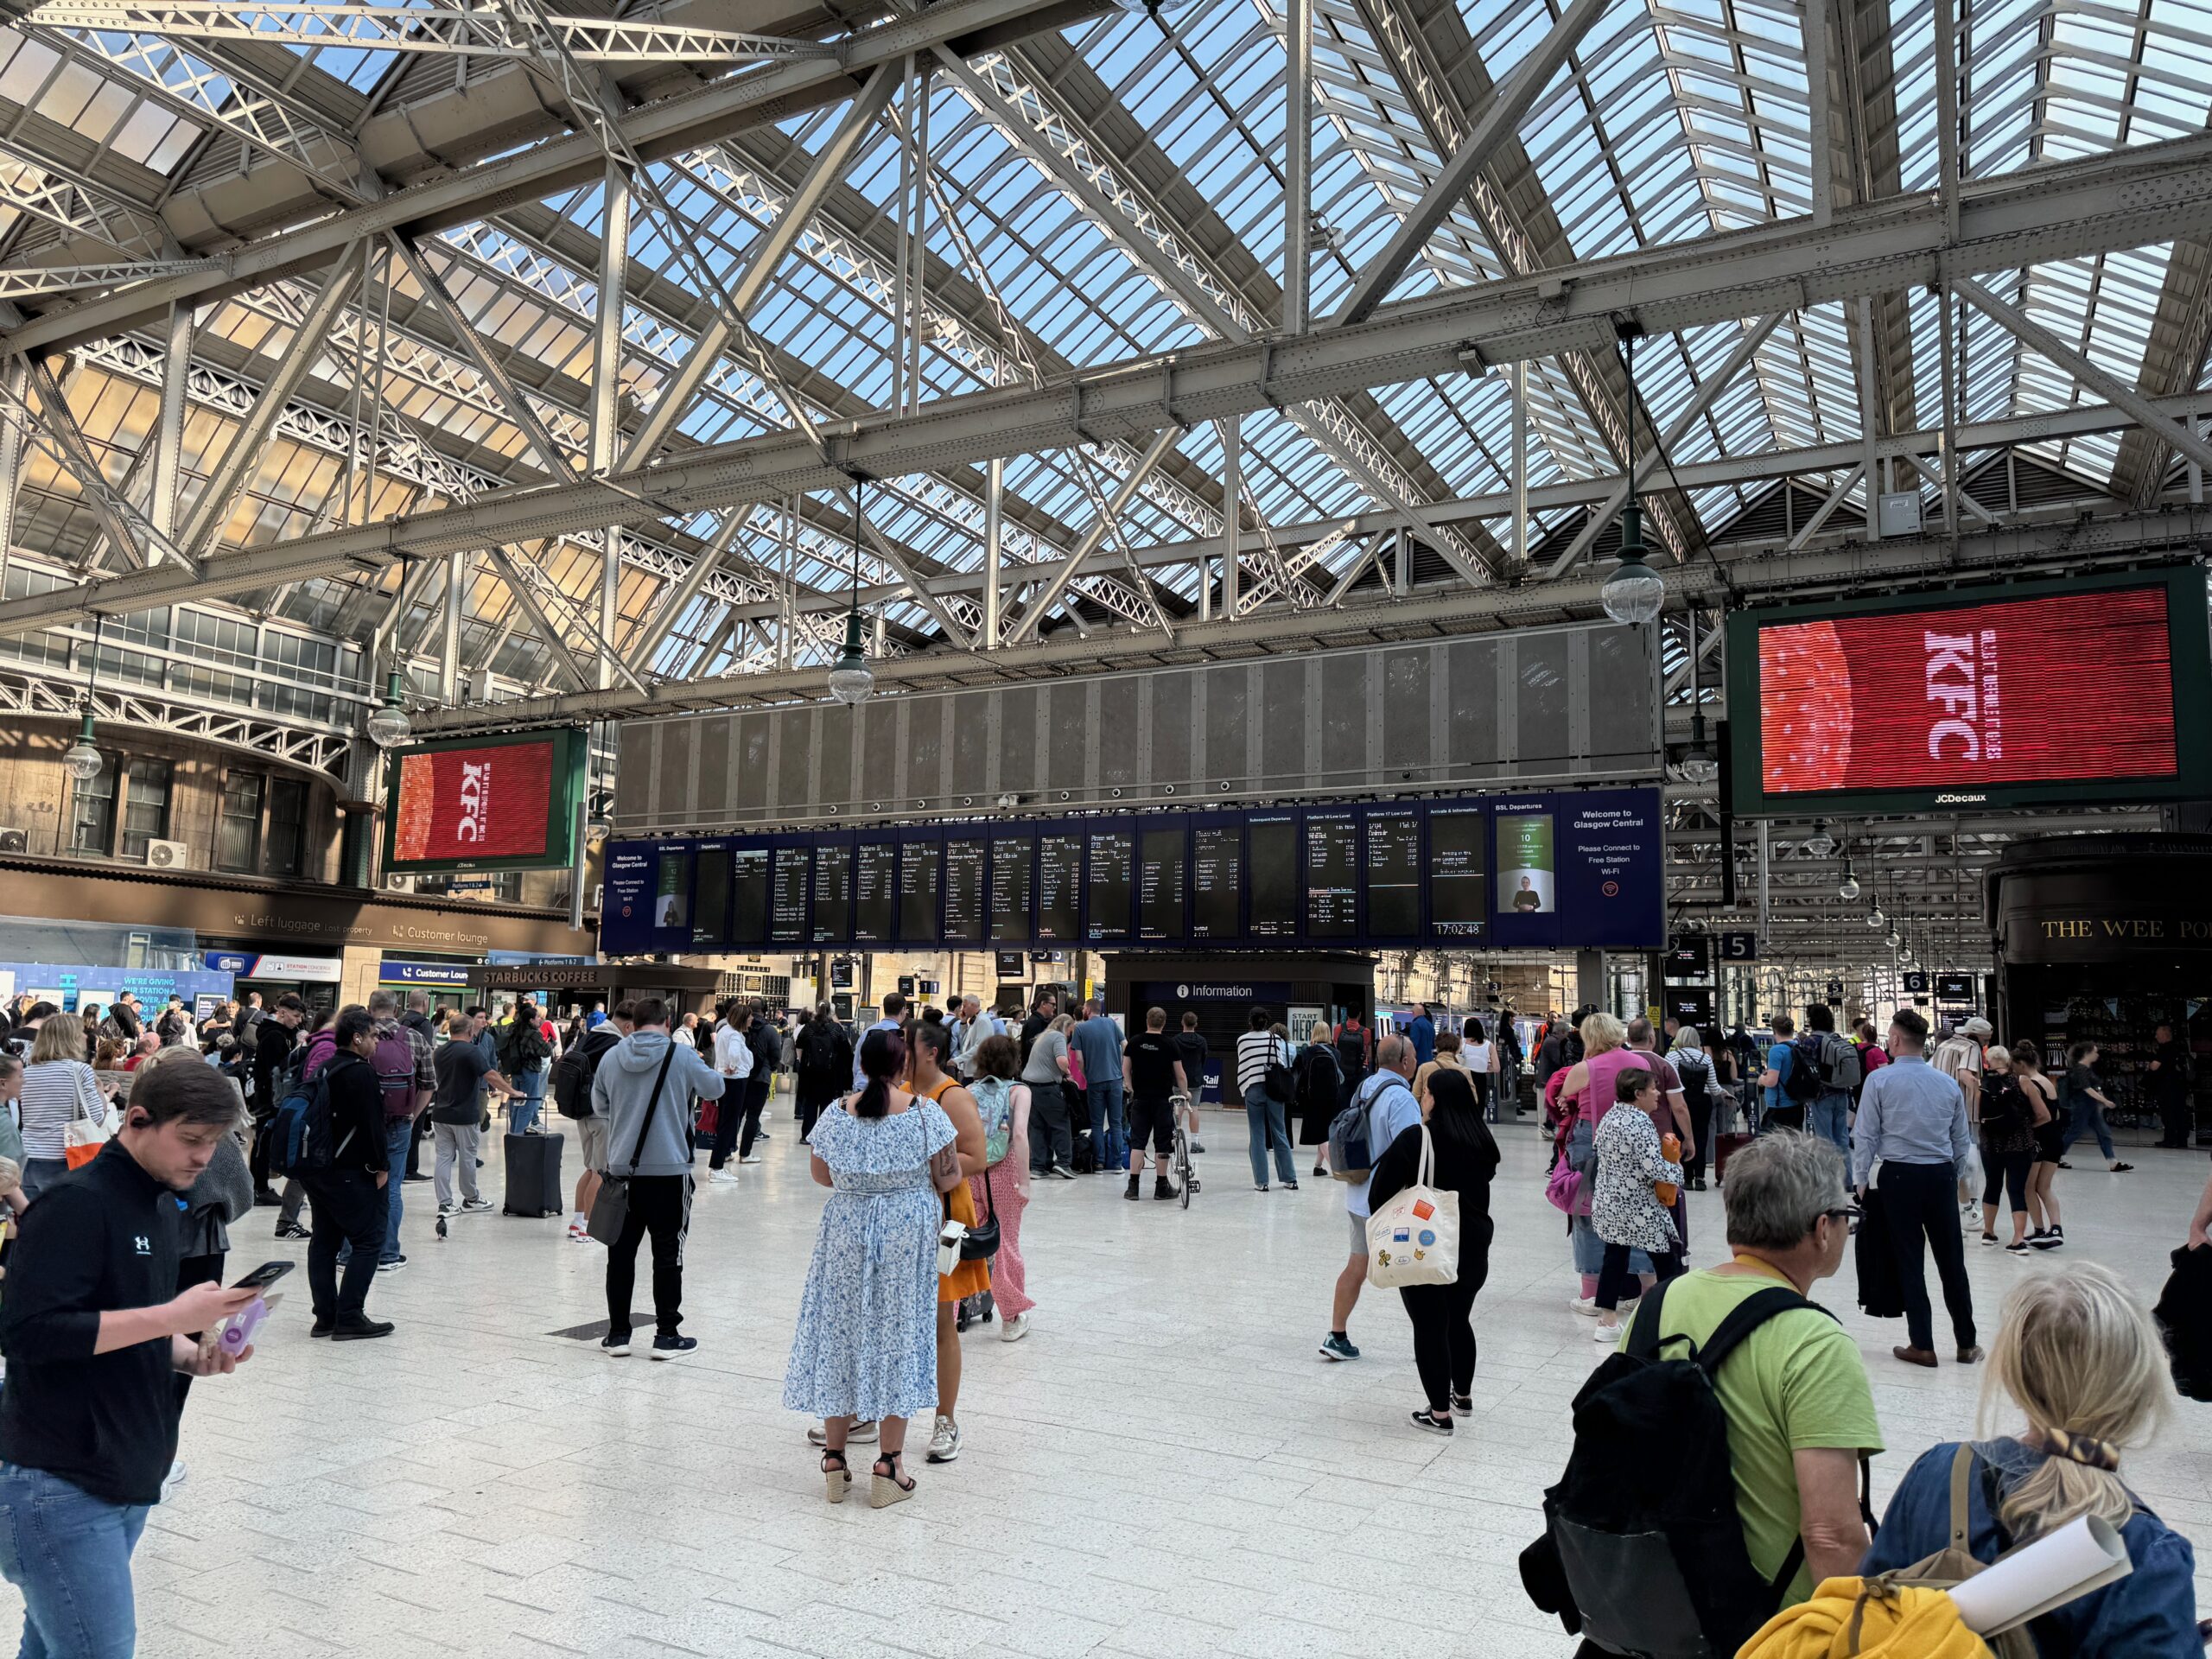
[1991,833,2212,1147]
[200,949,346,1016]
[463,962,725,1024]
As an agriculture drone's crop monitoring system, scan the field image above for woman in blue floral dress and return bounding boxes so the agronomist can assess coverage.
[783,1028,957,1509]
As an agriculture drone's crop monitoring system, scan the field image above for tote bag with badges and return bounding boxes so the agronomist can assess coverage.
[1365,1124,1459,1287]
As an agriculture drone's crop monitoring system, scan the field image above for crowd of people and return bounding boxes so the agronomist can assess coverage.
[0,982,2205,1657]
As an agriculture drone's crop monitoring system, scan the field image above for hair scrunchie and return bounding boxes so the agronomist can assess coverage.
[2036,1427,2120,1471]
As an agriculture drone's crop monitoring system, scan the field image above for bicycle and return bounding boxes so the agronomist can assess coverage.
[1170,1090,1200,1209]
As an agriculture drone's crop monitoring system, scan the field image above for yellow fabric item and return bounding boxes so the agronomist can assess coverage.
[1735,1576,1992,1659]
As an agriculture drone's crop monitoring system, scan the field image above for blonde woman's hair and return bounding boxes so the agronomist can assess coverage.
[29,1014,84,1066]
[1983,1044,2010,1067]
[1310,1020,1332,1045]
[1980,1262,2170,1539]
[1580,1011,1626,1055]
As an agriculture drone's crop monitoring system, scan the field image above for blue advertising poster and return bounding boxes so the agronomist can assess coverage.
[1555,787,1665,949]
[600,842,657,953]
[0,962,234,1013]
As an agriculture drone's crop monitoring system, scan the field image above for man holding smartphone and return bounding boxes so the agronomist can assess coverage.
[0,1058,261,1657]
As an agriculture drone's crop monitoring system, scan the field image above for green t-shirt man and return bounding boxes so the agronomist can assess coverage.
[1618,1263,1883,1605]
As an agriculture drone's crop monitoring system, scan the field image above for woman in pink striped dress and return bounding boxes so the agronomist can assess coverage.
[969,1037,1035,1342]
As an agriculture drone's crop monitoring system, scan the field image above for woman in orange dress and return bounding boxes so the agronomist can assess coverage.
[907,1020,987,1468]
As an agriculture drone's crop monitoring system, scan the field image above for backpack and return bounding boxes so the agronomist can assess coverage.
[1334,1026,1368,1081]
[972,1076,1015,1168]
[1672,1050,1714,1107]
[293,1053,365,1175]
[1294,1046,1341,1116]
[500,1019,550,1074]
[552,1028,618,1119]
[369,1023,419,1120]
[1783,1035,1825,1103]
[265,1045,316,1179]
[1327,1073,1410,1183]
[1856,1446,2037,1659]
[1263,1039,1296,1105]
[1526,1282,1847,1659]
[1816,1032,1863,1092]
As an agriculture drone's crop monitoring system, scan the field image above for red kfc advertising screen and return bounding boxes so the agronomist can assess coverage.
[1727,568,2212,816]
[382,728,585,873]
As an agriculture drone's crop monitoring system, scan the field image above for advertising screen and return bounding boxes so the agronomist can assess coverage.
[1729,569,2212,814]
[1248,814,1298,938]
[897,838,941,944]
[1190,822,1242,941]
[853,842,896,943]
[1037,834,1083,943]
[1086,827,1134,941]
[384,728,583,873]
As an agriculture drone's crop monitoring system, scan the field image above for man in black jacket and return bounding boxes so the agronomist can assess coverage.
[565,1003,628,1242]
[246,994,306,1205]
[298,1007,397,1341]
[401,989,438,1181]
[0,1059,260,1656]
[736,999,777,1163]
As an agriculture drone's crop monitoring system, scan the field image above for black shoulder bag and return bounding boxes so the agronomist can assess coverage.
[586,1044,677,1246]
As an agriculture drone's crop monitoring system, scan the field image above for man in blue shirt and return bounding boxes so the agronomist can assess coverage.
[1069,1001,1129,1171]
[1852,1007,1977,1370]
[1405,1004,1436,1067]
[1320,1035,1423,1362]
[1758,1014,1802,1132]
[850,990,906,1092]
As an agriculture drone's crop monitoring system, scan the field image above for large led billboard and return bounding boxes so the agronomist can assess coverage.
[1726,568,2212,817]
[383,728,586,873]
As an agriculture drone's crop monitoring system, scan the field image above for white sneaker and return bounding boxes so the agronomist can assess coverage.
[925,1414,961,1463]
[1000,1312,1030,1343]
[436,1204,460,1219]
[739,1154,764,1166]
[1592,1321,1623,1344]
[708,1168,740,1185]
[567,1223,590,1242]
[1570,1297,1599,1318]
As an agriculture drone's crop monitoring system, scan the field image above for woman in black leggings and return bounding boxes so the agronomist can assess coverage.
[1975,1045,2036,1255]
[1367,1067,1499,1435]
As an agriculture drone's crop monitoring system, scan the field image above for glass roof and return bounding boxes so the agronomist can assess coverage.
[0,0,2208,693]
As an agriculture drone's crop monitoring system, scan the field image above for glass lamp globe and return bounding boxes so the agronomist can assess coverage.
[1840,873,1861,901]
[1803,821,1836,858]
[1866,905,1885,929]
[1599,503,1665,625]
[1679,709,1719,785]
[366,671,411,749]
[62,711,102,783]
[827,608,874,705]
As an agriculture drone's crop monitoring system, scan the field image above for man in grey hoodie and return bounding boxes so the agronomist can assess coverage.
[588,996,725,1360]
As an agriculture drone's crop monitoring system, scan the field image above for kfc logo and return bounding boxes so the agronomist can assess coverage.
[455,760,488,843]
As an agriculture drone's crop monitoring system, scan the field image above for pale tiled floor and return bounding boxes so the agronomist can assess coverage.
[13,1095,2211,1658]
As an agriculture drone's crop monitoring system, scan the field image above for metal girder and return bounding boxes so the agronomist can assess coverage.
[623,512,747,675]
[1008,424,1183,644]
[0,0,1117,359]
[0,164,167,263]
[480,545,594,693]
[0,666,354,777]
[1332,0,1610,327]
[2110,233,2212,505]
[1953,275,2212,479]
[24,3,837,63]
[389,233,569,477]
[0,262,217,300]
[176,253,364,563]
[402,501,2212,734]
[621,64,897,467]
[16,130,2212,630]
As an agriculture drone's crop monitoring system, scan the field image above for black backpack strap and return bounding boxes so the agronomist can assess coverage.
[1696,1285,1832,1376]
[626,1043,679,1175]
[1623,1278,1675,1358]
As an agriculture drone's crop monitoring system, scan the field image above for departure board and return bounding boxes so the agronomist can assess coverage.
[988,835,1035,941]
[1086,827,1134,941]
[769,846,810,944]
[1428,806,1486,938]
[1037,834,1083,942]
[944,836,987,941]
[1304,811,1358,937]
[853,842,895,943]
[1248,815,1298,938]
[896,839,940,944]
[1190,823,1243,940]
[729,846,768,944]
[601,787,1665,953]
[811,842,850,943]
[1364,809,1421,938]
[692,843,728,947]
[1138,824,1186,940]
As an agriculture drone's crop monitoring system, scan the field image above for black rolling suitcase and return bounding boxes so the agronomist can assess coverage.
[504,1130,564,1217]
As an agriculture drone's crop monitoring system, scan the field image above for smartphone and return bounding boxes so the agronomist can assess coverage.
[231,1260,294,1292]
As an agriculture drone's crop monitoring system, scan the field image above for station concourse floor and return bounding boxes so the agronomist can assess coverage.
[23,1097,2211,1659]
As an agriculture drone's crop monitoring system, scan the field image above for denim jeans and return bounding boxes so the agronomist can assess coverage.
[1243,1083,1294,1186]
[511,1067,544,1138]
[1087,1078,1127,1170]
[17,1160,67,1206]
[2062,1091,2115,1160]
[0,1462,149,1659]
[380,1116,411,1262]
[1809,1090,1852,1157]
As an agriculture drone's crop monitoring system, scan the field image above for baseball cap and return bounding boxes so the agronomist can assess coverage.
[1961,1017,1993,1039]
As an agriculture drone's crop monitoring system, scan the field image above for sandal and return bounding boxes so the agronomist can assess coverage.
[821,1449,850,1505]
[869,1451,916,1510]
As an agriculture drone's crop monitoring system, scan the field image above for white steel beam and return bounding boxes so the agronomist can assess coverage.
[1283,0,1314,334]
[1008,425,1181,643]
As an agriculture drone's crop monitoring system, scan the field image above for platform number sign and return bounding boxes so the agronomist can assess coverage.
[1903,971,1929,995]
[1716,931,1759,962]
